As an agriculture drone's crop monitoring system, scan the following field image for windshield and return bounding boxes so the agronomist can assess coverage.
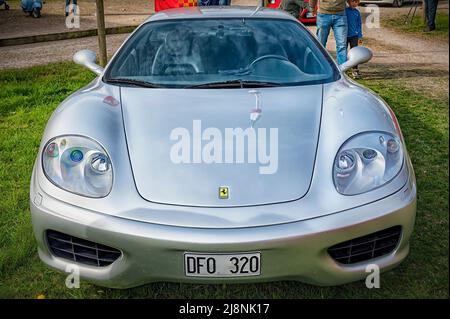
[105,18,339,88]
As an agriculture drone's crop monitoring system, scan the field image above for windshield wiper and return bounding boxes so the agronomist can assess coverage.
[106,78,164,88]
[187,80,281,88]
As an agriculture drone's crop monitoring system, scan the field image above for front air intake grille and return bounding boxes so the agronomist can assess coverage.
[46,230,121,267]
[328,226,402,265]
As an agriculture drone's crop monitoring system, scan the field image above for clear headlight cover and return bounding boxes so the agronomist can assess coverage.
[42,136,113,197]
[333,132,404,195]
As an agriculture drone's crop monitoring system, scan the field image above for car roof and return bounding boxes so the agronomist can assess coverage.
[146,6,298,23]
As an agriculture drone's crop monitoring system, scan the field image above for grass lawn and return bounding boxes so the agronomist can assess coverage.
[384,11,449,41]
[0,62,448,299]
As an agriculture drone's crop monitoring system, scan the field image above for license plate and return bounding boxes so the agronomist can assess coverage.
[184,252,261,277]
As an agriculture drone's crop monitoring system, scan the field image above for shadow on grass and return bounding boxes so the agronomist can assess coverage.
[362,62,450,81]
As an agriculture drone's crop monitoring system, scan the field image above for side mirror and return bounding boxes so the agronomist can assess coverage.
[339,46,373,72]
[73,49,104,76]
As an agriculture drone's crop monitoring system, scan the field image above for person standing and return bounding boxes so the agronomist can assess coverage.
[424,0,439,32]
[309,0,348,65]
[346,0,363,78]
[284,0,309,19]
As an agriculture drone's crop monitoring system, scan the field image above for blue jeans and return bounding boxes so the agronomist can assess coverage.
[425,0,438,28]
[65,0,77,14]
[316,12,348,65]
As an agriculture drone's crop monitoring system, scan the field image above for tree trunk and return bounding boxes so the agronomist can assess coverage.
[95,0,107,67]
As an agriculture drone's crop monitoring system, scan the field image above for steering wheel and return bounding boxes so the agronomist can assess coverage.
[247,54,290,70]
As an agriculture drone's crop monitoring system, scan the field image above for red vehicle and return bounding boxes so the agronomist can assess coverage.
[155,0,197,12]
[264,0,317,24]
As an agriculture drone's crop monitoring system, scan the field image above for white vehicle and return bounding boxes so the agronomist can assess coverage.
[360,0,411,7]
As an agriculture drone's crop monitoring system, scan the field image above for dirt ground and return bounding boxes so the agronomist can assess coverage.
[0,0,446,39]
[315,2,449,98]
[0,0,254,39]
[0,0,448,99]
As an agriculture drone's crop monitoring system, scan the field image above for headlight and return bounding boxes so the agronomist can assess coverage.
[333,132,404,195]
[42,136,113,197]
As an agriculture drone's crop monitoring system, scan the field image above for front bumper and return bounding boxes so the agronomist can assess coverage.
[30,176,416,288]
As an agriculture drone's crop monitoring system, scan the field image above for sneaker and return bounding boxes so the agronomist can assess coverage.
[423,25,436,32]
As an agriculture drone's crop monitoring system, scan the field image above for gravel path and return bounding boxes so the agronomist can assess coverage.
[0,33,130,69]
[0,0,253,39]
[0,0,154,39]
[312,2,449,97]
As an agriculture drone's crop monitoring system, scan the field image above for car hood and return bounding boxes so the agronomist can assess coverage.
[120,85,322,207]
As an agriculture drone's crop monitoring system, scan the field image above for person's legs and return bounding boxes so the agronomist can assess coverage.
[65,0,77,14]
[67,0,77,14]
[316,13,332,48]
[332,13,348,65]
[426,0,438,29]
[347,36,359,70]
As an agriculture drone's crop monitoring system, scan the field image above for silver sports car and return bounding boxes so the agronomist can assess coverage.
[30,6,416,288]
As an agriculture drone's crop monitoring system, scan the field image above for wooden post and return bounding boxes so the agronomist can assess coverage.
[422,0,427,24]
[95,0,107,67]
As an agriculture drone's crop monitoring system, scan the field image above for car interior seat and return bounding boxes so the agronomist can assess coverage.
[151,28,204,76]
